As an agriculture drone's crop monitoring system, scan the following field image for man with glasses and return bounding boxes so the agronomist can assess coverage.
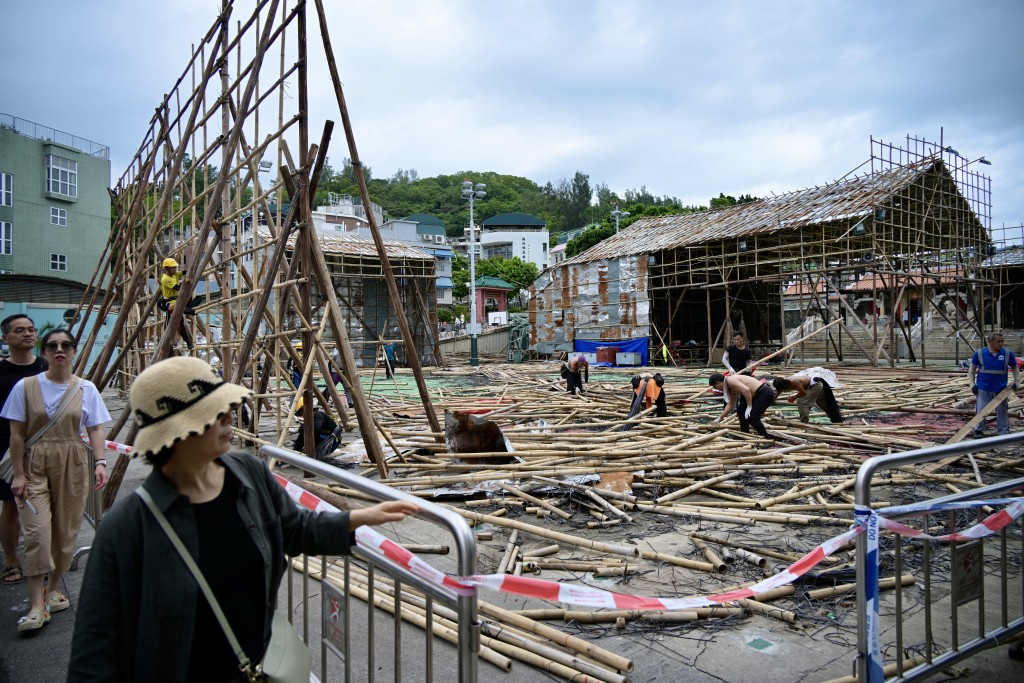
[0,315,47,586]
[968,332,1021,437]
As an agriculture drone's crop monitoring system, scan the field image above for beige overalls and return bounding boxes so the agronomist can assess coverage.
[19,376,90,578]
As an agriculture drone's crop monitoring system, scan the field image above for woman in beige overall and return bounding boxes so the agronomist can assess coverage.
[2,328,110,632]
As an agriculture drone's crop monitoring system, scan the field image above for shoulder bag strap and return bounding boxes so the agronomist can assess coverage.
[24,376,82,451]
[134,487,254,676]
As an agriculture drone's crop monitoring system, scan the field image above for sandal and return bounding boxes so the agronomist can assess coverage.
[1,564,24,585]
[45,590,70,613]
[16,606,50,633]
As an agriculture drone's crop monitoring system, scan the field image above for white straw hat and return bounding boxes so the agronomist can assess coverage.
[129,356,252,457]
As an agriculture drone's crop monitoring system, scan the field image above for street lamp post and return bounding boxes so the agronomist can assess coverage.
[462,179,486,366]
[611,204,630,234]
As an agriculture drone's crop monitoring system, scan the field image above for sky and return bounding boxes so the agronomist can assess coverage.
[4,0,1023,240]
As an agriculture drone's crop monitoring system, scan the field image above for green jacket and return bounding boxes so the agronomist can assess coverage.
[68,451,352,682]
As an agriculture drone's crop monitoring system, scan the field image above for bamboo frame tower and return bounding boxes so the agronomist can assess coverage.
[67,0,445,505]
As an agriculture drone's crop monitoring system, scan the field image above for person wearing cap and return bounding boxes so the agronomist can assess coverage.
[1,328,110,632]
[158,257,196,350]
[68,357,418,682]
[560,355,589,394]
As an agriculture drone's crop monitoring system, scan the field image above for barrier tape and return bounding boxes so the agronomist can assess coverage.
[80,435,135,455]
[272,473,1024,616]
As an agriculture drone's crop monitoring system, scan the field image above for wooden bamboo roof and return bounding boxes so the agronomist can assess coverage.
[259,229,433,260]
[563,159,979,266]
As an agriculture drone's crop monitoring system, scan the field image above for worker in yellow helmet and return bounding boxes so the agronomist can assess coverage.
[158,257,195,350]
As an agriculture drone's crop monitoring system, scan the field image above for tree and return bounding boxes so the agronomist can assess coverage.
[566,223,614,257]
[476,257,539,300]
[451,255,470,300]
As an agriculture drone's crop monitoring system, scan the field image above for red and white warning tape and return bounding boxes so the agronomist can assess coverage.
[273,474,1024,609]
[80,435,135,455]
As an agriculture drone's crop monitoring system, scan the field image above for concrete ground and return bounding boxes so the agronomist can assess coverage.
[2,380,1023,682]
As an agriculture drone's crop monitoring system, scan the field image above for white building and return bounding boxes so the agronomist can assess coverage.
[479,212,549,272]
[309,192,385,233]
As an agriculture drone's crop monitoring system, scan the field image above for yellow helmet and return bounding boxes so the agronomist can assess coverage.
[162,257,178,268]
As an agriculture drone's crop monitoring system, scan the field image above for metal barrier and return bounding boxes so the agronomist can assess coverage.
[261,444,480,683]
[855,432,1024,681]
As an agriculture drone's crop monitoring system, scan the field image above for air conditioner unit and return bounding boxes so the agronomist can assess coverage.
[435,235,444,243]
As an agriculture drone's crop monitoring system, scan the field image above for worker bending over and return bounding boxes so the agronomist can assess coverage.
[630,372,667,418]
[772,367,844,423]
[709,372,775,438]
[561,355,589,394]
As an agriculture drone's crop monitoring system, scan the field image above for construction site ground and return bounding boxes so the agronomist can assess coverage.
[2,360,1023,682]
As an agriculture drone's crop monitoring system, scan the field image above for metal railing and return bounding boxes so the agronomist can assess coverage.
[261,445,480,683]
[0,112,110,160]
[855,432,1024,681]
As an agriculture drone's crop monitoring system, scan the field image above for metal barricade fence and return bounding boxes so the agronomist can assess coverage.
[261,445,480,683]
[855,432,1024,682]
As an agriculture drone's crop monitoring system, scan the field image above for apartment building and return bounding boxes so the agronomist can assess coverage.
[0,113,111,298]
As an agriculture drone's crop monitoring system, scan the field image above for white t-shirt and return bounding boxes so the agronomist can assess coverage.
[0,374,111,431]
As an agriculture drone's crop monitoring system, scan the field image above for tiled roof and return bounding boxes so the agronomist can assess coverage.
[482,212,546,227]
[475,276,515,289]
[982,246,1024,268]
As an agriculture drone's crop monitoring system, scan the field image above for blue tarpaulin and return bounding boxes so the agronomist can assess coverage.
[574,337,649,366]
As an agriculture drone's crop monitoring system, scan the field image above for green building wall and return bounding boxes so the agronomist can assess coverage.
[0,124,111,287]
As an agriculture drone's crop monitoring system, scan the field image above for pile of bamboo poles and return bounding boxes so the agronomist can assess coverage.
[281,362,1022,680]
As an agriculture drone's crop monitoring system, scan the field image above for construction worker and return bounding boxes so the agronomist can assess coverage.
[629,372,667,418]
[723,332,755,375]
[968,332,1021,437]
[709,371,775,438]
[382,342,397,378]
[292,401,344,460]
[560,355,589,394]
[158,257,195,350]
[772,367,844,423]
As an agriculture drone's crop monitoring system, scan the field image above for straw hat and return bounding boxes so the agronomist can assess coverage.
[130,356,252,457]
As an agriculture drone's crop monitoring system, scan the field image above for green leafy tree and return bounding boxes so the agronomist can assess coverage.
[451,254,470,300]
[566,223,614,257]
[476,257,539,300]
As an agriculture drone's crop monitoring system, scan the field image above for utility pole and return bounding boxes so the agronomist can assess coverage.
[462,179,486,366]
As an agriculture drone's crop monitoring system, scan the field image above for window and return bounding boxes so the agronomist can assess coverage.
[46,155,77,197]
[50,253,67,271]
[0,222,10,255]
[0,173,11,206]
[50,207,67,226]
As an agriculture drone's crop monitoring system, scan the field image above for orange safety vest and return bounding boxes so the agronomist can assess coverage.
[633,374,661,408]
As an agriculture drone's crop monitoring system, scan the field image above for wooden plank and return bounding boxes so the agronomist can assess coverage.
[920,386,1018,473]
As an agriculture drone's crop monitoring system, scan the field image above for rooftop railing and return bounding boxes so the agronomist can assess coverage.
[0,112,110,160]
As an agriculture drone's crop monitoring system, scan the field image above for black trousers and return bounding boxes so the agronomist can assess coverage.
[563,368,584,394]
[736,384,775,437]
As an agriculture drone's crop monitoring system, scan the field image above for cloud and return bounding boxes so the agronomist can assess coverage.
[3,0,1022,235]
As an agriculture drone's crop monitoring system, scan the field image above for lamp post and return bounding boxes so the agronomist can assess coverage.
[611,204,630,234]
[462,179,486,366]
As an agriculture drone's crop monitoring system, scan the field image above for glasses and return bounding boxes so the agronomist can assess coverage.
[44,341,76,352]
[9,327,36,335]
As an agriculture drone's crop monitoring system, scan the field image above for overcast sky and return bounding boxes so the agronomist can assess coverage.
[4,0,1023,239]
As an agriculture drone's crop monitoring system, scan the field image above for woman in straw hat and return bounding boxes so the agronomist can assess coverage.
[2,327,110,633]
[68,356,417,682]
